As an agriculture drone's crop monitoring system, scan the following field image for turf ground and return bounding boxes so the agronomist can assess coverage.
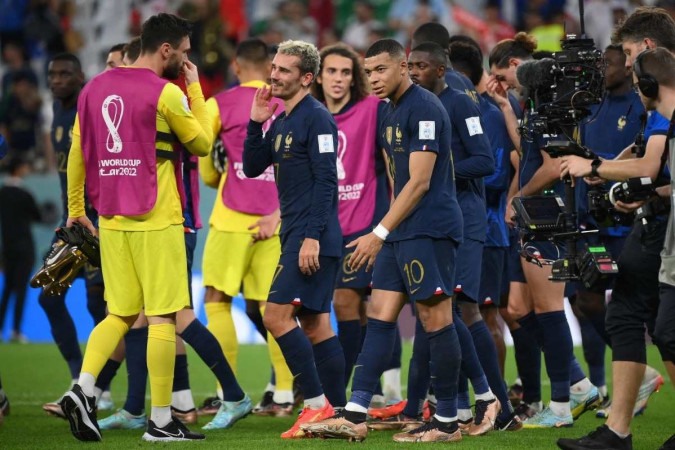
[0,343,671,449]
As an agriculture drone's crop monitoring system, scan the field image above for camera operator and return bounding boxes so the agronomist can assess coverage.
[571,43,645,409]
[487,32,597,429]
[557,8,675,450]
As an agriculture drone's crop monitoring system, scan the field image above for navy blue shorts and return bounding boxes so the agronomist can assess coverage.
[372,238,457,302]
[454,237,484,302]
[478,246,509,306]
[334,228,373,292]
[268,252,339,314]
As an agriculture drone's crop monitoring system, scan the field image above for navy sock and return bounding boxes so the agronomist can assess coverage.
[123,327,148,416]
[172,354,190,392]
[313,336,346,407]
[454,312,490,395]
[569,356,587,386]
[38,292,82,379]
[579,317,606,387]
[270,368,276,387]
[361,324,384,397]
[351,319,397,409]
[514,313,542,404]
[276,327,324,400]
[587,309,611,347]
[388,325,402,370]
[469,320,511,413]
[337,320,362,383]
[457,374,471,410]
[246,305,267,341]
[427,323,460,419]
[402,319,430,417]
[180,319,244,401]
[536,311,572,402]
[95,359,121,392]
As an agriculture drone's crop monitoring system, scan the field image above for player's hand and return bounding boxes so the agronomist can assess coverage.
[614,199,644,214]
[299,238,320,275]
[250,86,279,123]
[249,209,281,243]
[346,232,383,272]
[486,76,510,109]
[560,155,592,179]
[66,216,97,237]
[182,59,199,85]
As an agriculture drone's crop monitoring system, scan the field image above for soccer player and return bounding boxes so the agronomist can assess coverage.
[407,42,512,436]
[105,44,125,70]
[447,39,524,431]
[303,38,464,443]
[38,52,111,419]
[243,39,345,439]
[488,32,599,428]
[557,8,675,449]
[200,37,294,416]
[310,43,402,407]
[61,13,213,442]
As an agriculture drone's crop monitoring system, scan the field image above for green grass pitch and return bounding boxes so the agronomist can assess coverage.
[0,343,671,449]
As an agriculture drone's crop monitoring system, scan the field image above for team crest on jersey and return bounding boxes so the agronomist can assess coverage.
[395,125,402,144]
[617,115,627,131]
[55,126,63,143]
[386,126,393,145]
[274,134,282,152]
[284,133,293,151]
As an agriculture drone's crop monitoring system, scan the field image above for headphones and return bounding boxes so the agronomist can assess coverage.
[633,50,659,99]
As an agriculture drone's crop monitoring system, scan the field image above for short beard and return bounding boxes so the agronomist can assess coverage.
[163,62,181,80]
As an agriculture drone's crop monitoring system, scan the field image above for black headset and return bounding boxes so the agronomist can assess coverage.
[633,50,659,99]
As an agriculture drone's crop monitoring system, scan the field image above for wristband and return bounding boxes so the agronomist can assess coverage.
[373,224,389,241]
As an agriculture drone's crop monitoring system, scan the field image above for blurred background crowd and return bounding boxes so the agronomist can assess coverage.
[2,0,674,173]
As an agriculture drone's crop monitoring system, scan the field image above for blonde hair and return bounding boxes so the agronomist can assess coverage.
[277,40,321,78]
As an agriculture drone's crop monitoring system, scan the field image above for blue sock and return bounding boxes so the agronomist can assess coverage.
[402,319,430,417]
[469,320,512,415]
[587,309,611,346]
[579,317,606,387]
[388,325,402,370]
[360,323,384,396]
[123,327,148,416]
[457,374,471,410]
[351,318,397,409]
[95,359,121,392]
[276,327,324,401]
[38,292,82,379]
[313,336,346,407]
[270,368,276,387]
[338,320,361,382]
[454,312,490,396]
[514,313,542,404]
[172,354,190,392]
[536,311,572,402]
[180,319,244,401]
[427,323,460,419]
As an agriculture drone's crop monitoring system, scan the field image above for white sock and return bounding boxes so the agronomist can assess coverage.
[382,368,402,403]
[93,387,103,402]
[599,385,608,398]
[457,408,473,421]
[475,389,496,402]
[345,401,368,414]
[549,400,570,417]
[264,383,275,393]
[434,414,457,423]
[273,390,293,404]
[531,401,543,412]
[514,377,522,386]
[644,365,659,381]
[78,373,96,398]
[216,387,224,401]
[304,394,327,410]
[371,394,385,406]
[0,388,6,402]
[151,406,172,428]
[570,377,593,394]
[171,389,195,411]
[426,393,437,404]
[608,425,630,439]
